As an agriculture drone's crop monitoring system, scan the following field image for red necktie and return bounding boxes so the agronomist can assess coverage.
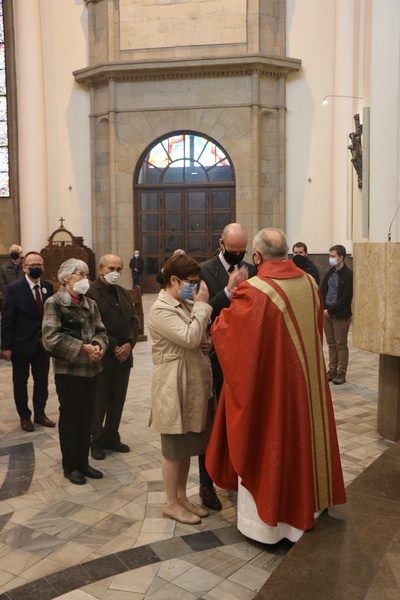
[34,285,43,315]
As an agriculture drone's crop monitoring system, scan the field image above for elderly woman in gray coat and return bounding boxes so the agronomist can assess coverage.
[42,259,108,485]
[148,253,213,525]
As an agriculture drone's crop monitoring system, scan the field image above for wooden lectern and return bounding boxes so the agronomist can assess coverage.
[353,242,400,440]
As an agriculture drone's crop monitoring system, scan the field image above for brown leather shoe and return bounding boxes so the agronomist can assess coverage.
[20,419,34,432]
[34,415,56,428]
[199,485,222,510]
[332,372,346,385]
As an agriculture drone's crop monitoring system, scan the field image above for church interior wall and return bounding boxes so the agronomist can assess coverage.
[369,0,400,242]
[3,0,400,271]
[40,0,92,247]
[285,0,337,253]
[286,0,400,252]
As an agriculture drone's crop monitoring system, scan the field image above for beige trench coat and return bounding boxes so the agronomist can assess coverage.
[148,290,213,435]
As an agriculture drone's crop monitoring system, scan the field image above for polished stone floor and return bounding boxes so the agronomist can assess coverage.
[0,294,393,599]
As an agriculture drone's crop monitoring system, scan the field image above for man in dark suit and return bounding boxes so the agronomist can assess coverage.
[86,254,139,460]
[199,223,257,509]
[1,251,55,431]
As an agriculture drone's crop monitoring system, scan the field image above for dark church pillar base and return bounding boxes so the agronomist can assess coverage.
[378,354,400,442]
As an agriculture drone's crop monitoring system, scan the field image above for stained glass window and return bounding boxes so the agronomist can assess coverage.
[138,133,233,185]
[0,1,9,197]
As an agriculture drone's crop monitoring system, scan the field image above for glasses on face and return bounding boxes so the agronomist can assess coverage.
[178,278,200,288]
[25,263,43,268]
[74,270,88,279]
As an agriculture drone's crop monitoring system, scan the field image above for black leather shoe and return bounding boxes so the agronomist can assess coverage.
[64,470,86,485]
[81,465,103,479]
[104,442,130,453]
[199,485,222,510]
[20,419,34,432]
[91,447,106,460]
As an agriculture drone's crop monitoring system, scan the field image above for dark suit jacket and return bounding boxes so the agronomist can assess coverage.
[200,255,257,322]
[86,278,139,370]
[1,277,54,357]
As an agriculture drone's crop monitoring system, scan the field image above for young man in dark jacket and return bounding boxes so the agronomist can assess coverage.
[320,244,353,385]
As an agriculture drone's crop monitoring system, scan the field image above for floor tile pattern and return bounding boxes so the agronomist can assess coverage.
[0,294,394,598]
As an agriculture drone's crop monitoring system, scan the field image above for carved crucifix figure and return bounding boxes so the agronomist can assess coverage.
[348,114,363,189]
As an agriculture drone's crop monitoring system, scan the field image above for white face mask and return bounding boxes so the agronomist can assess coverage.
[104,271,121,285]
[72,278,90,295]
[134,253,139,258]
[329,257,339,267]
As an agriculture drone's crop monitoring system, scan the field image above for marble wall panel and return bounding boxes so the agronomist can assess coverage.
[116,77,254,112]
[120,0,246,51]
[353,243,400,356]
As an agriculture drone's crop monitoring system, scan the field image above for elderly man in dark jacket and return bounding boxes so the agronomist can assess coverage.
[320,244,353,385]
[0,244,24,294]
[87,254,139,460]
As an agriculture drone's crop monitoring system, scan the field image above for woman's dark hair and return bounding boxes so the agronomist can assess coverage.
[163,254,201,287]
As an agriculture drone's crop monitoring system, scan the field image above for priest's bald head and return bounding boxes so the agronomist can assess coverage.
[252,228,289,266]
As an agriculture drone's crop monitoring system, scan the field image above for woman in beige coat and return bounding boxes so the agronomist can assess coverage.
[148,254,213,525]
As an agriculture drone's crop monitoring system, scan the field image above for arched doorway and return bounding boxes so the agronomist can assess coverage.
[134,132,235,292]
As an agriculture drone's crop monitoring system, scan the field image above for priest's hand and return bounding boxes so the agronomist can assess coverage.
[227,265,249,293]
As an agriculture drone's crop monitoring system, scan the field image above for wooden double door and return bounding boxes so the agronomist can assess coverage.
[135,186,235,292]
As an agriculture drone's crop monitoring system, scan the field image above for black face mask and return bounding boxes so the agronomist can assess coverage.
[222,244,246,266]
[10,252,20,260]
[292,254,308,270]
[28,266,43,279]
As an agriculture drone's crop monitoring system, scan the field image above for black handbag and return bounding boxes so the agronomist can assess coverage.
[59,316,82,340]
[40,313,83,357]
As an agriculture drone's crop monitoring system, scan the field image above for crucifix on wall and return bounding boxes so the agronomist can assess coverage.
[348,114,363,189]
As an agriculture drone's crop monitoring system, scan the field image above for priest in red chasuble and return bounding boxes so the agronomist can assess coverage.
[206,228,346,543]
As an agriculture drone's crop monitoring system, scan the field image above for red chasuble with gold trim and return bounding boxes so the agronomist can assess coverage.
[207,260,346,531]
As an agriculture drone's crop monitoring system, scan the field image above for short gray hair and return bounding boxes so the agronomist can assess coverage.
[253,228,289,260]
[58,259,89,284]
[98,254,123,267]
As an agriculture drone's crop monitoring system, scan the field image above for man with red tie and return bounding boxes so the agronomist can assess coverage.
[1,251,55,431]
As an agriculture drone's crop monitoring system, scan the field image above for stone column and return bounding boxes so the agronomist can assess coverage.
[13,0,48,252]
[108,79,118,252]
[378,355,400,441]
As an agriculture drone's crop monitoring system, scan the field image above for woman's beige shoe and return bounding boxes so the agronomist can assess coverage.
[163,506,201,525]
[181,500,209,518]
